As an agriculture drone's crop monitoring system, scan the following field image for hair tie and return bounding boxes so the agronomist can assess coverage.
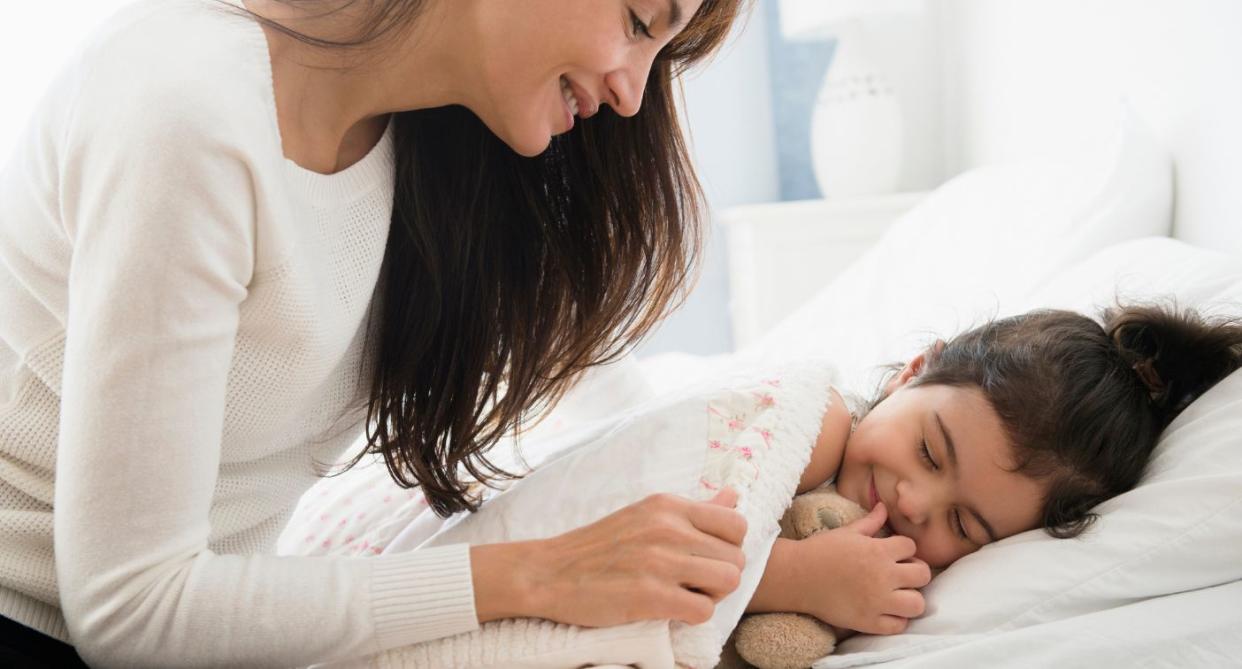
[1131,358,1166,402]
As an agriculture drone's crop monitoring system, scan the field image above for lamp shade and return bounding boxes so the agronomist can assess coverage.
[779,0,925,41]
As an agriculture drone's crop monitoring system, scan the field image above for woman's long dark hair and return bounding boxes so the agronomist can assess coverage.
[865,303,1242,539]
[219,0,745,515]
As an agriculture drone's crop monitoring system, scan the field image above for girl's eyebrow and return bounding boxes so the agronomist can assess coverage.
[934,410,998,543]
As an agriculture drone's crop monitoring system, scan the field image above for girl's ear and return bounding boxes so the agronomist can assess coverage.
[886,340,947,394]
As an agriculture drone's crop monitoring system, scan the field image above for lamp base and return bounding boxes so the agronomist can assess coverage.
[810,26,903,199]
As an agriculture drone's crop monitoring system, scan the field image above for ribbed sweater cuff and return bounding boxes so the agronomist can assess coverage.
[369,543,479,653]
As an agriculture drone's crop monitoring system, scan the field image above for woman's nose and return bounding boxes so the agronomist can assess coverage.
[604,58,649,117]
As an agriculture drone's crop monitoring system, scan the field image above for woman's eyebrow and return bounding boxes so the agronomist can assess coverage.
[666,0,685,29]
[934,410,998,543]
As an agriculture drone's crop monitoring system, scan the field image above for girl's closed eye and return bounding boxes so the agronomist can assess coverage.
[919,440,937,470]
[918,440,972,542]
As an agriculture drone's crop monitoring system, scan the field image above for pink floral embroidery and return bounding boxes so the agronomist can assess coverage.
[727,418,745,431]
[753,392,776,408]
[708,406,727,418]
[736,446,754,460]
[762,378,782,388]
[321,539,332,549]
[700,477,719,491]
[708,439,725,450]
[753,427,774,449]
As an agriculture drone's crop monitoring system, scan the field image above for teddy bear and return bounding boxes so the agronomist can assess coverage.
[718,484,888,669]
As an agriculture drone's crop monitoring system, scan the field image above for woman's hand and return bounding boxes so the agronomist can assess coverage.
[471,488,748,627]
[749,502,931,635]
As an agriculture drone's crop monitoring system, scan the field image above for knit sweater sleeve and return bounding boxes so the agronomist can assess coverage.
[49,38,477,669]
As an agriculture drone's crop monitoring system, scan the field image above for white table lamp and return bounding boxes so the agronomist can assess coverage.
[779,0,925,199]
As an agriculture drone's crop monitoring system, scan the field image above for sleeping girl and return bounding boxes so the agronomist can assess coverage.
[287,301,1242,668]
[741,302,1242,653]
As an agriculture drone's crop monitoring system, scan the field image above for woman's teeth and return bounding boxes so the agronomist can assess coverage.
[560,76,580,117]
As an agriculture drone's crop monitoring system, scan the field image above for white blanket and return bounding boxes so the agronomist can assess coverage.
[302,360,840,668]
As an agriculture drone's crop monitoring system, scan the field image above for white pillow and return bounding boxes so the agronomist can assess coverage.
[822,237,1242,665]
[746,105,1173,395]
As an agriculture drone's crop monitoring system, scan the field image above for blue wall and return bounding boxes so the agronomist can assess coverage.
[763,0,836,201]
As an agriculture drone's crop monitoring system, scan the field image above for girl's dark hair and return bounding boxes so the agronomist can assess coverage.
[218,1,745,515]
[874,303,1242,538]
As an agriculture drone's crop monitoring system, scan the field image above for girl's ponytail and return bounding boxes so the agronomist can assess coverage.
[1105,304,1242,427]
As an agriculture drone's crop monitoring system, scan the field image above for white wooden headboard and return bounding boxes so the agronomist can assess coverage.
[939,0,1242,255]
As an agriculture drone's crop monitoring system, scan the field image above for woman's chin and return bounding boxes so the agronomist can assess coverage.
[500,125,555,158]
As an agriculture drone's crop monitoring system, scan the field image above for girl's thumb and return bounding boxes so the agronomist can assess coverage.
[845,502,888,536]
[708,486,739,509]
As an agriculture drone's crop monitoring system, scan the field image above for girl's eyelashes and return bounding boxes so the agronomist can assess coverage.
[629,9,655,39]
[951,509,970,541]
[919,440,938,470]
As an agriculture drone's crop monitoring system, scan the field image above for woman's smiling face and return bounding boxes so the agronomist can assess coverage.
[467,0,705,156]
[837,352,1048,569]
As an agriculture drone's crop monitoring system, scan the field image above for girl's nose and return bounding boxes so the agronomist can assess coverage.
[895,479,928,526]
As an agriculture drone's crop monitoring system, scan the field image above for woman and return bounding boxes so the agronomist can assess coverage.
[0,0,748,665]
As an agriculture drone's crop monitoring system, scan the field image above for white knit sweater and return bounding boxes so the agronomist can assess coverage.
[0,0,480,665]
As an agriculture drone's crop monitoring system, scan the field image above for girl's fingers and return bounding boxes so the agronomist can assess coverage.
[882,534,918,561]
[896,558,932,588]
[886,588,927,619]
[842,501,888,537]
[858,614,910,636]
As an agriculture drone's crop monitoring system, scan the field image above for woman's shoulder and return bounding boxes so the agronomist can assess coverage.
[59,0,276,150]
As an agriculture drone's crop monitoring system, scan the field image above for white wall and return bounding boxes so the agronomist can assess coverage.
[638,5,782,356]
[1,2,138,165]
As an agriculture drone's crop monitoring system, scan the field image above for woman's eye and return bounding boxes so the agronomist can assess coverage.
[629,9,654,39]
[919,441,938,470]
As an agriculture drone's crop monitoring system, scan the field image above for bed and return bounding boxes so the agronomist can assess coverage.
[641,2,1242,665]
[282,2,1242,666]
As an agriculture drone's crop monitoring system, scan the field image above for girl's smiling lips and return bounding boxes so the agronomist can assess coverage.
[869,474,880,510]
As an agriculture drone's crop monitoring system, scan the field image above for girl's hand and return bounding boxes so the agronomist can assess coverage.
[471,487,748,627]
[789,502,931,635]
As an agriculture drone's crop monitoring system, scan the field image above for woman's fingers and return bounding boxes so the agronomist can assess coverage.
[662,588,718,625]
[686,496,748,551]
[671,552,743,601]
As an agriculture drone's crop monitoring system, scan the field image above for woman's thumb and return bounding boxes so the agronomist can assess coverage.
[845,502,888,536]
[708,486,739,508]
